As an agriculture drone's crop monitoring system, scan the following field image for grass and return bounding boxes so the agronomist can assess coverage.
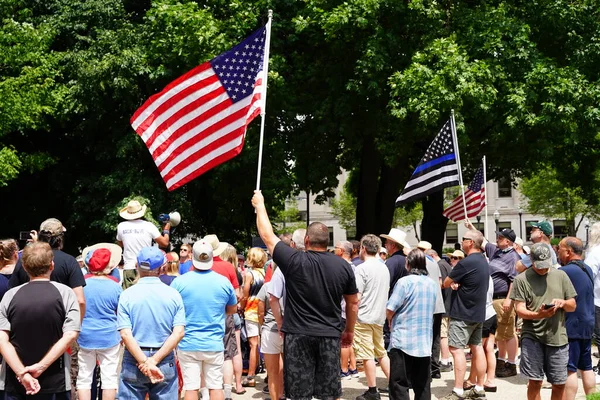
[587,393,600,400]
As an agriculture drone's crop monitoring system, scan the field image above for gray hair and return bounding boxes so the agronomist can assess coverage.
[425,249,438,258]
[589,222,600,248]
[292,228,306,250]
[360,234,382,256]
[338,240,353,257]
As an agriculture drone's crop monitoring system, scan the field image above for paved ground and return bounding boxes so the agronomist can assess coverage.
[232,357,595,400]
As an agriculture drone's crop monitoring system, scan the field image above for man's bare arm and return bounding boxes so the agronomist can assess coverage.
[252,191,280,256]
[73,286,86,322]
[515,260,527,274]
[145,325,184,365]
[442,276,454,289]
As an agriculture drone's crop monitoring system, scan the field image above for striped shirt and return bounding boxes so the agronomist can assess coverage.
[387,274,438,357]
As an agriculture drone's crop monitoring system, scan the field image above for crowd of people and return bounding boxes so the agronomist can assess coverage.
[0,193,598,400]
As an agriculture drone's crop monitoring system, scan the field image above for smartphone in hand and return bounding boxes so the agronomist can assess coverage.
[543,303,555,310]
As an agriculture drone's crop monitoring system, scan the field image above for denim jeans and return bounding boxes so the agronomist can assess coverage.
[119,350,177,400]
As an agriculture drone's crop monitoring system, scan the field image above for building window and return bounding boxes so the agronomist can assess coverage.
[474,221,485,235]
[498,221,512,231]
[446,223,458,244]
[328,226,334,247]
[553,220,567,239]
[525,220,537,239]
[497,177,512,198]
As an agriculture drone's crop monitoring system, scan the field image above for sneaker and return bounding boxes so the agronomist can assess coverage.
[496,362,517,378]
[349,368,360,378]
[431,372,441,379]
[596,374,600,385]
[440,362,454,372]
[495,360,506,376]
[262,386,269,395]
[355,390,381,400]
[341,370,352,380]
[440,391,465,400]
[464,388,486,399]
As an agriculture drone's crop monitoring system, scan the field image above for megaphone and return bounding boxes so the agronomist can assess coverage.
[169,211,181,227]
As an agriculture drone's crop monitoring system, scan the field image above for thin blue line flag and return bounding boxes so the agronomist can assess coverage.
[396,120,460,205]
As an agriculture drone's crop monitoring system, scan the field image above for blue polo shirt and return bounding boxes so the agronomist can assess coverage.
[117,277,186,347]
[171,270,237,351]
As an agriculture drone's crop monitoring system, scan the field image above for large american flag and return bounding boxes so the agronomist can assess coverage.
[131,26,267,191]
[396,120,460,204]
[443,165,486,222]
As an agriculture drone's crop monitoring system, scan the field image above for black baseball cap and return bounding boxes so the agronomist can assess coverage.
[496,228,517,242]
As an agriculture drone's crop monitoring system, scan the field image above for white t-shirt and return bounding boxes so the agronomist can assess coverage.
[584,245,600,307]
[116,220,161,269]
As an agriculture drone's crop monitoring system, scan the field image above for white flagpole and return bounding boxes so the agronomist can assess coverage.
[483,155,489,239]
[255,10,273,191]
[450,110,469,221]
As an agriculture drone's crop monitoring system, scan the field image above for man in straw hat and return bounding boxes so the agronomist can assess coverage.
[117,199,171,289]
[380,229,410,297]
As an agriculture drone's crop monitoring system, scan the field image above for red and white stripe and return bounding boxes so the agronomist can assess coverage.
[131,63,263,191]
[443,188,486,222]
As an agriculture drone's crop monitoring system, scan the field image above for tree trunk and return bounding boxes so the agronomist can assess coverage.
[355,136,382,238]
[421,191,449,253]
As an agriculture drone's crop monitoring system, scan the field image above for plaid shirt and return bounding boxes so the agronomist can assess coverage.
[387,274,438,357]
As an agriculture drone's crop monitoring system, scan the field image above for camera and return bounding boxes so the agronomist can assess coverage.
[19,231,31,241]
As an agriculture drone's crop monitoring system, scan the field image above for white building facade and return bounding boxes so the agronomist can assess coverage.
[290,172,591,248]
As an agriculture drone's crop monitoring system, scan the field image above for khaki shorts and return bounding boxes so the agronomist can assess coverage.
[493,298,516,341]
[441,317,449,338]
[353,322,386,360]
[177,350,224,390]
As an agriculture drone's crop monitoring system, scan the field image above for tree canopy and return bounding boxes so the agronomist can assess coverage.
[1,0,600,253]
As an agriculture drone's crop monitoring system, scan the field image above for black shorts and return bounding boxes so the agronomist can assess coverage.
[284,333,341,399]
[482,315,497,338]
[223,314,238,361]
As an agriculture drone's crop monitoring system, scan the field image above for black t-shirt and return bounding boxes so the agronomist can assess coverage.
[9,249,86,289]
[272,242,358,337]
[0,281,80,394]
[385,251,407,297]
[448,252,489,323]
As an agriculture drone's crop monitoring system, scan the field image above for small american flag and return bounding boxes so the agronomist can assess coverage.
[131,26,267,191]
[443,165,486,222]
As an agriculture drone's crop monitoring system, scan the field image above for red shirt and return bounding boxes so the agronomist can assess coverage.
[211,257,240,289]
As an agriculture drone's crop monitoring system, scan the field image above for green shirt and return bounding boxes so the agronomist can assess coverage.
[510,267,577,346]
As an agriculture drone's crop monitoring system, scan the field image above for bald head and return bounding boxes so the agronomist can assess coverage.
[306,222,329,249]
